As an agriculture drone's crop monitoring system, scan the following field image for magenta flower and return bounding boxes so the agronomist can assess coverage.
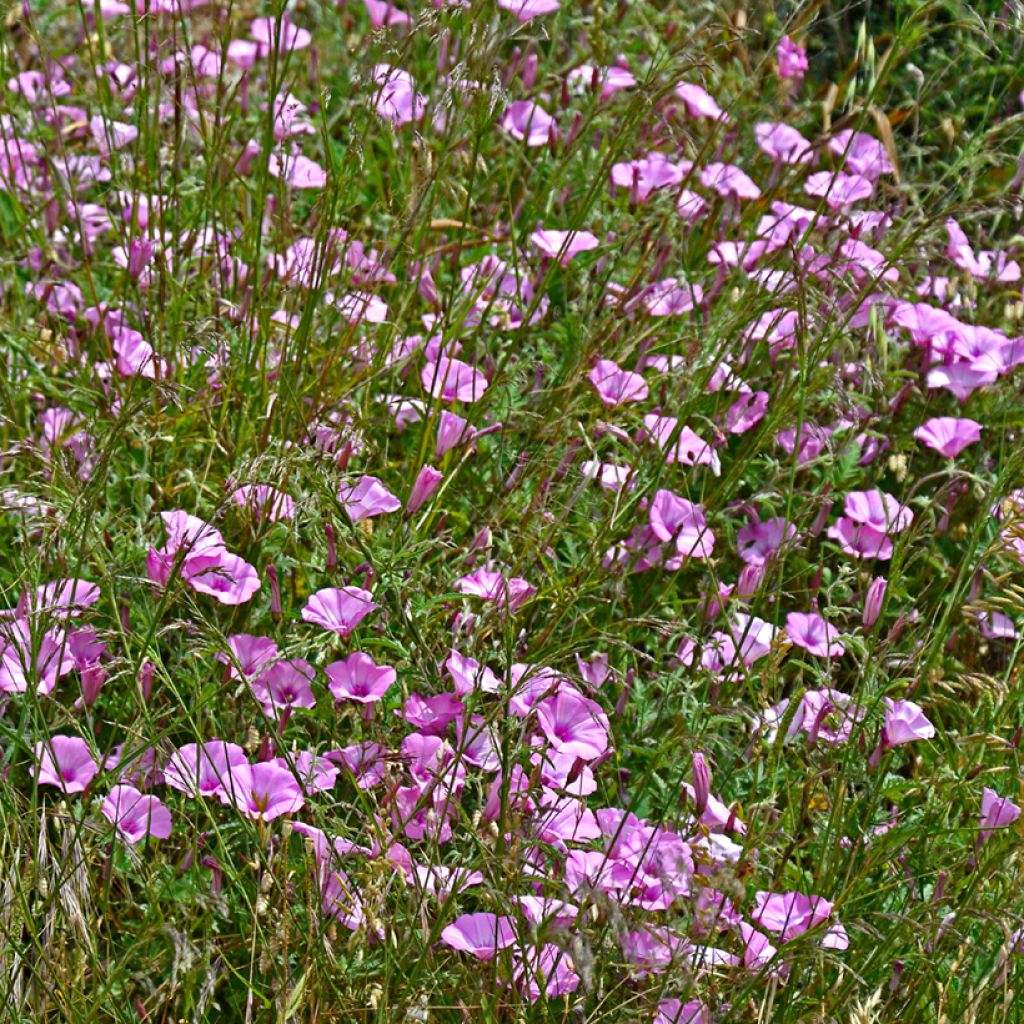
[827,518,893,560]
[338,475,401,522]
[325,652,396,704]
[829,130,893,181]
[610,152,687,202]
[0,618,75,695]
[881,698,935,748]
[301,586,378,637]
[250,659,317,716]
[737,517,797,567]
[501,101,556,147]
[34,735,99,793]
[435,411,472,457]
[421,357,489,403]
[657,999,710,1024]
[914,417,982,457]
[32,578,100,614]
[641,415,720,473]
[535,689,610,760]
[276,751,339,794]
[530,229,599,264]
[776,36,808,83]
[648,490,715,559]
[187,551,261,605]
[446,650,501,695]
[786,612,845,658]
[454,569,536,612]
[674,82,729,122]
[229,484,295,522]
[862,576,887,627]
[407,465,443,514]
[227,761,306,821]
[804,170,874,209]
[588,359,648,406]
[511,944,579,1002]
[370,64,427,126]
[363,0,410,26]
[164,741,248,800]
[843,489,913,534]
[980,787,1021,841]
[497,0,559,20]
[440,912,516,959]
[755,122,813,165]
[101,784,173,844]
[220,634,280,680]
[266,151,328,189]
[752,891,835,942]
[250,16,311,54]
[700,162,761,200]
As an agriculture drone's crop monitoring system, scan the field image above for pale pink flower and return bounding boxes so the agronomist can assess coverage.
[512,944,579,1002]
[407,465,443,513]
[829,130,893,181]
[301,587,378,637]
[530,229,599,264]
[229,484,295,522]
[498,0,559,20]
[440,912,516,959]
[501,101,556,147]
[220,634,279,680]
[843,489,912,534]
[421,357,489,403]
[785,612,845,658]
[535,689,610,760]
[102,784,173,843]
[34,735,99,793]
[325,652,396,704]
[0,618,75,695]
[435,411,473,457]
[250,659,317,716]
[804,170,874,209]
[827,519,893,560]
[755,122,813,164]
[914,417,982,457]
[370,65,426,125]
[228,761,306,821]
[881,698,935,748]
[362,0,410,27]
[701,162,761,200]
[752,891,835,942]
[980,787,1021,841]
[454,569,536,612]
[164,741,248,800]
[338,475,401,521]
[675,82,729,122]
[588,359,648,406]
[737,517,797,566]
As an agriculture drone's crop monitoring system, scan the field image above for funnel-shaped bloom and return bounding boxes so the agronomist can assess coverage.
[35,735,99,793]
[102,784,173,843]
[325,652,396,704]
[301,587,378,637]
[440,912,516,959]
[338,476,401,522]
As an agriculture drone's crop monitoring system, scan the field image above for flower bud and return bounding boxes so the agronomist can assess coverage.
[407,465,443,514]
[692,752,711,815]
[862,576,886,627]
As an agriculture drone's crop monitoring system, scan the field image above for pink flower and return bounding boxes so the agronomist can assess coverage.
[737,517,797,567]
[881,698,935,748]
[338,475,401,522]
[648,490,715,559]
[588,359,648,406]
[362,0,410,27]
[610,152,687,201]
[421,357,489,403]
[227,761,306,821]
[829,130,893,181]
[641,415,721,473]
[440,912,516,959]
[979,787,1021,841]
[700,162,761,200]
[266,151,328,189]
[325,652,396,704]
[501,101,556,147]
[827,519,893,560]
[862,576,887,627]
[250,659,316,716]
[752,891,835,942]
[657,999,710,1024]
[530,229,599,264]
[511,944,579,1002]
[187,551,261,605]
[642,278,704,316]
[220,634,280,679]
[435,411,473,457]
[786,612,845,658]
[498,0,559,20]
[34,735,99,793]
[535,689,610,760]
[0,618,75,695]
[407,465,443,514]
[675,82,729,122]
[102,784,173,843]
[843,489,912,534]
[370,65,426,126]
[776,36,808,82]
[164,741,248,800]
[301,587,378,637]
[914,417,983,458]
[978,611,1017,640]
[446,650,501,695]
[804,170,874,209]
[926,363,997,402]
[755,122,813,165]
[229,484,295,522]
[250,16,311,54]
[454,569,536,612]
